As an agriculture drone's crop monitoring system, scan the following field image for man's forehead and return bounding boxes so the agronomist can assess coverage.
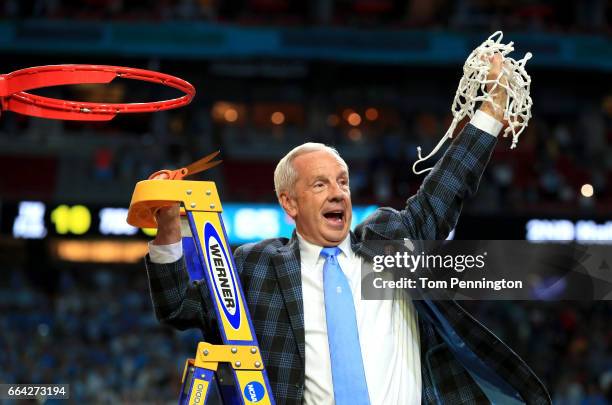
[294,150,348,177]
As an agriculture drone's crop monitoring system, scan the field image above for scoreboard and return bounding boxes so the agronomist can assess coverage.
[9,201,157,239]
[3,201,378,245]
[3,200,611,244]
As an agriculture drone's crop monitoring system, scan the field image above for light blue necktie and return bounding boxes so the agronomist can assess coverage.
[321,247,371,405]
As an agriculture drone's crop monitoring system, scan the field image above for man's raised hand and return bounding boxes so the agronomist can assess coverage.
[480,53,509,123]
[150,172,182,246]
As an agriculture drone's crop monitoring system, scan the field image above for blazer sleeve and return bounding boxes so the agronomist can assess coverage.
[144,245,251,335]
[402,123,497,240]
[145,254,216,332]
[356,123,497,241]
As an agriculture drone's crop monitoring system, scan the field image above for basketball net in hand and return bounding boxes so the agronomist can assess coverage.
[413,31,533,175]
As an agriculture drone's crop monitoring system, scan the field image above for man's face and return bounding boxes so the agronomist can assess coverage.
[280,150,352,247]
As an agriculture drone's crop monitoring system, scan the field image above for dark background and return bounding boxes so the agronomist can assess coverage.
[0,1,610,403]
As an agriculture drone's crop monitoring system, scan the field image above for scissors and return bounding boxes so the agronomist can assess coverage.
[148,150,222,180]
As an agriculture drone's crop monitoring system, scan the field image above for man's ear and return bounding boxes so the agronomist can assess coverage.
[279,192,298,218]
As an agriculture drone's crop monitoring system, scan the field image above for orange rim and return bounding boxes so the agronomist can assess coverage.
[0,64,195,120]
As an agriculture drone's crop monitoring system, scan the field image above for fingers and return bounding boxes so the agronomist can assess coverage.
[144,170,181,244]
[155,204,180,219]
[480,52,509,122]
[489,53,502,66]
[148,172,179,223]
[486,53,508,92]
[152,203,181,245]
[488,53,503,79]
[151,172,170,180]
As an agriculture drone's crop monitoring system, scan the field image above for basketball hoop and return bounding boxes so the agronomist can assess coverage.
[0,65,195,120]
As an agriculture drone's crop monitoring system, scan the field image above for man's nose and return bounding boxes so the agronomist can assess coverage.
[327,182,344,201]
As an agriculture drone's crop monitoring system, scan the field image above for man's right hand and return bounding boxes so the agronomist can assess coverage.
[150,172,182,245]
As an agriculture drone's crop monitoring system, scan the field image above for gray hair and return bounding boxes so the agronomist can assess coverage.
[274,142,347,198]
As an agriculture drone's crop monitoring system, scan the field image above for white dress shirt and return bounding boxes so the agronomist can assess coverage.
[297,233,421,405]
[148,111,502,404]
[471,109,503,136]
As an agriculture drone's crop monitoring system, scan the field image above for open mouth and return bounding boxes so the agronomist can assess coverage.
[322,210,345,228]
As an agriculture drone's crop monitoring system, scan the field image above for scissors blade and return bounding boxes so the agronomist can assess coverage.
[183,150,222,177]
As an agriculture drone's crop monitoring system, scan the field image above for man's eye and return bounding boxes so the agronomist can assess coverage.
[314,182,324,188]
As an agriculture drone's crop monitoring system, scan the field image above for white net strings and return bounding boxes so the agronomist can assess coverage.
[412,31,533,175]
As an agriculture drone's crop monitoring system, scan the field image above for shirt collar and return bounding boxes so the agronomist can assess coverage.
[296,232,352,270]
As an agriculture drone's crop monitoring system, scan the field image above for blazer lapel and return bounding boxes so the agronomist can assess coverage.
[272,233,305,364]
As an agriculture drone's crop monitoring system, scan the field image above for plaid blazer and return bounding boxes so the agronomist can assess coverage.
[146,123,551,404]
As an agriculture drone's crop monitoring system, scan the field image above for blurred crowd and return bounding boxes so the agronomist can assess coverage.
[0,265,610,403]
[464,300,612,405]
[359,105,612,214]
[0,266,200,403]
[2,0,610,33]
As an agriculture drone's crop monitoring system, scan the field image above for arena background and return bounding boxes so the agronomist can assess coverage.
[0,1,610,403]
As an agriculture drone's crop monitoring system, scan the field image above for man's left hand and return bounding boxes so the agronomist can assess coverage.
[480,53,508,123]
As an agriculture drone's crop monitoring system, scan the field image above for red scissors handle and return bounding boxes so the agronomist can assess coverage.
[148,168,189,181]
[147,151,222,181]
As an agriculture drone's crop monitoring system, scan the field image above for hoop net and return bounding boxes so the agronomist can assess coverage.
[413,31,533,174]
[0,65,195,121]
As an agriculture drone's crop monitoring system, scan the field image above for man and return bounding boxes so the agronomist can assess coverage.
[145,55,551,404]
